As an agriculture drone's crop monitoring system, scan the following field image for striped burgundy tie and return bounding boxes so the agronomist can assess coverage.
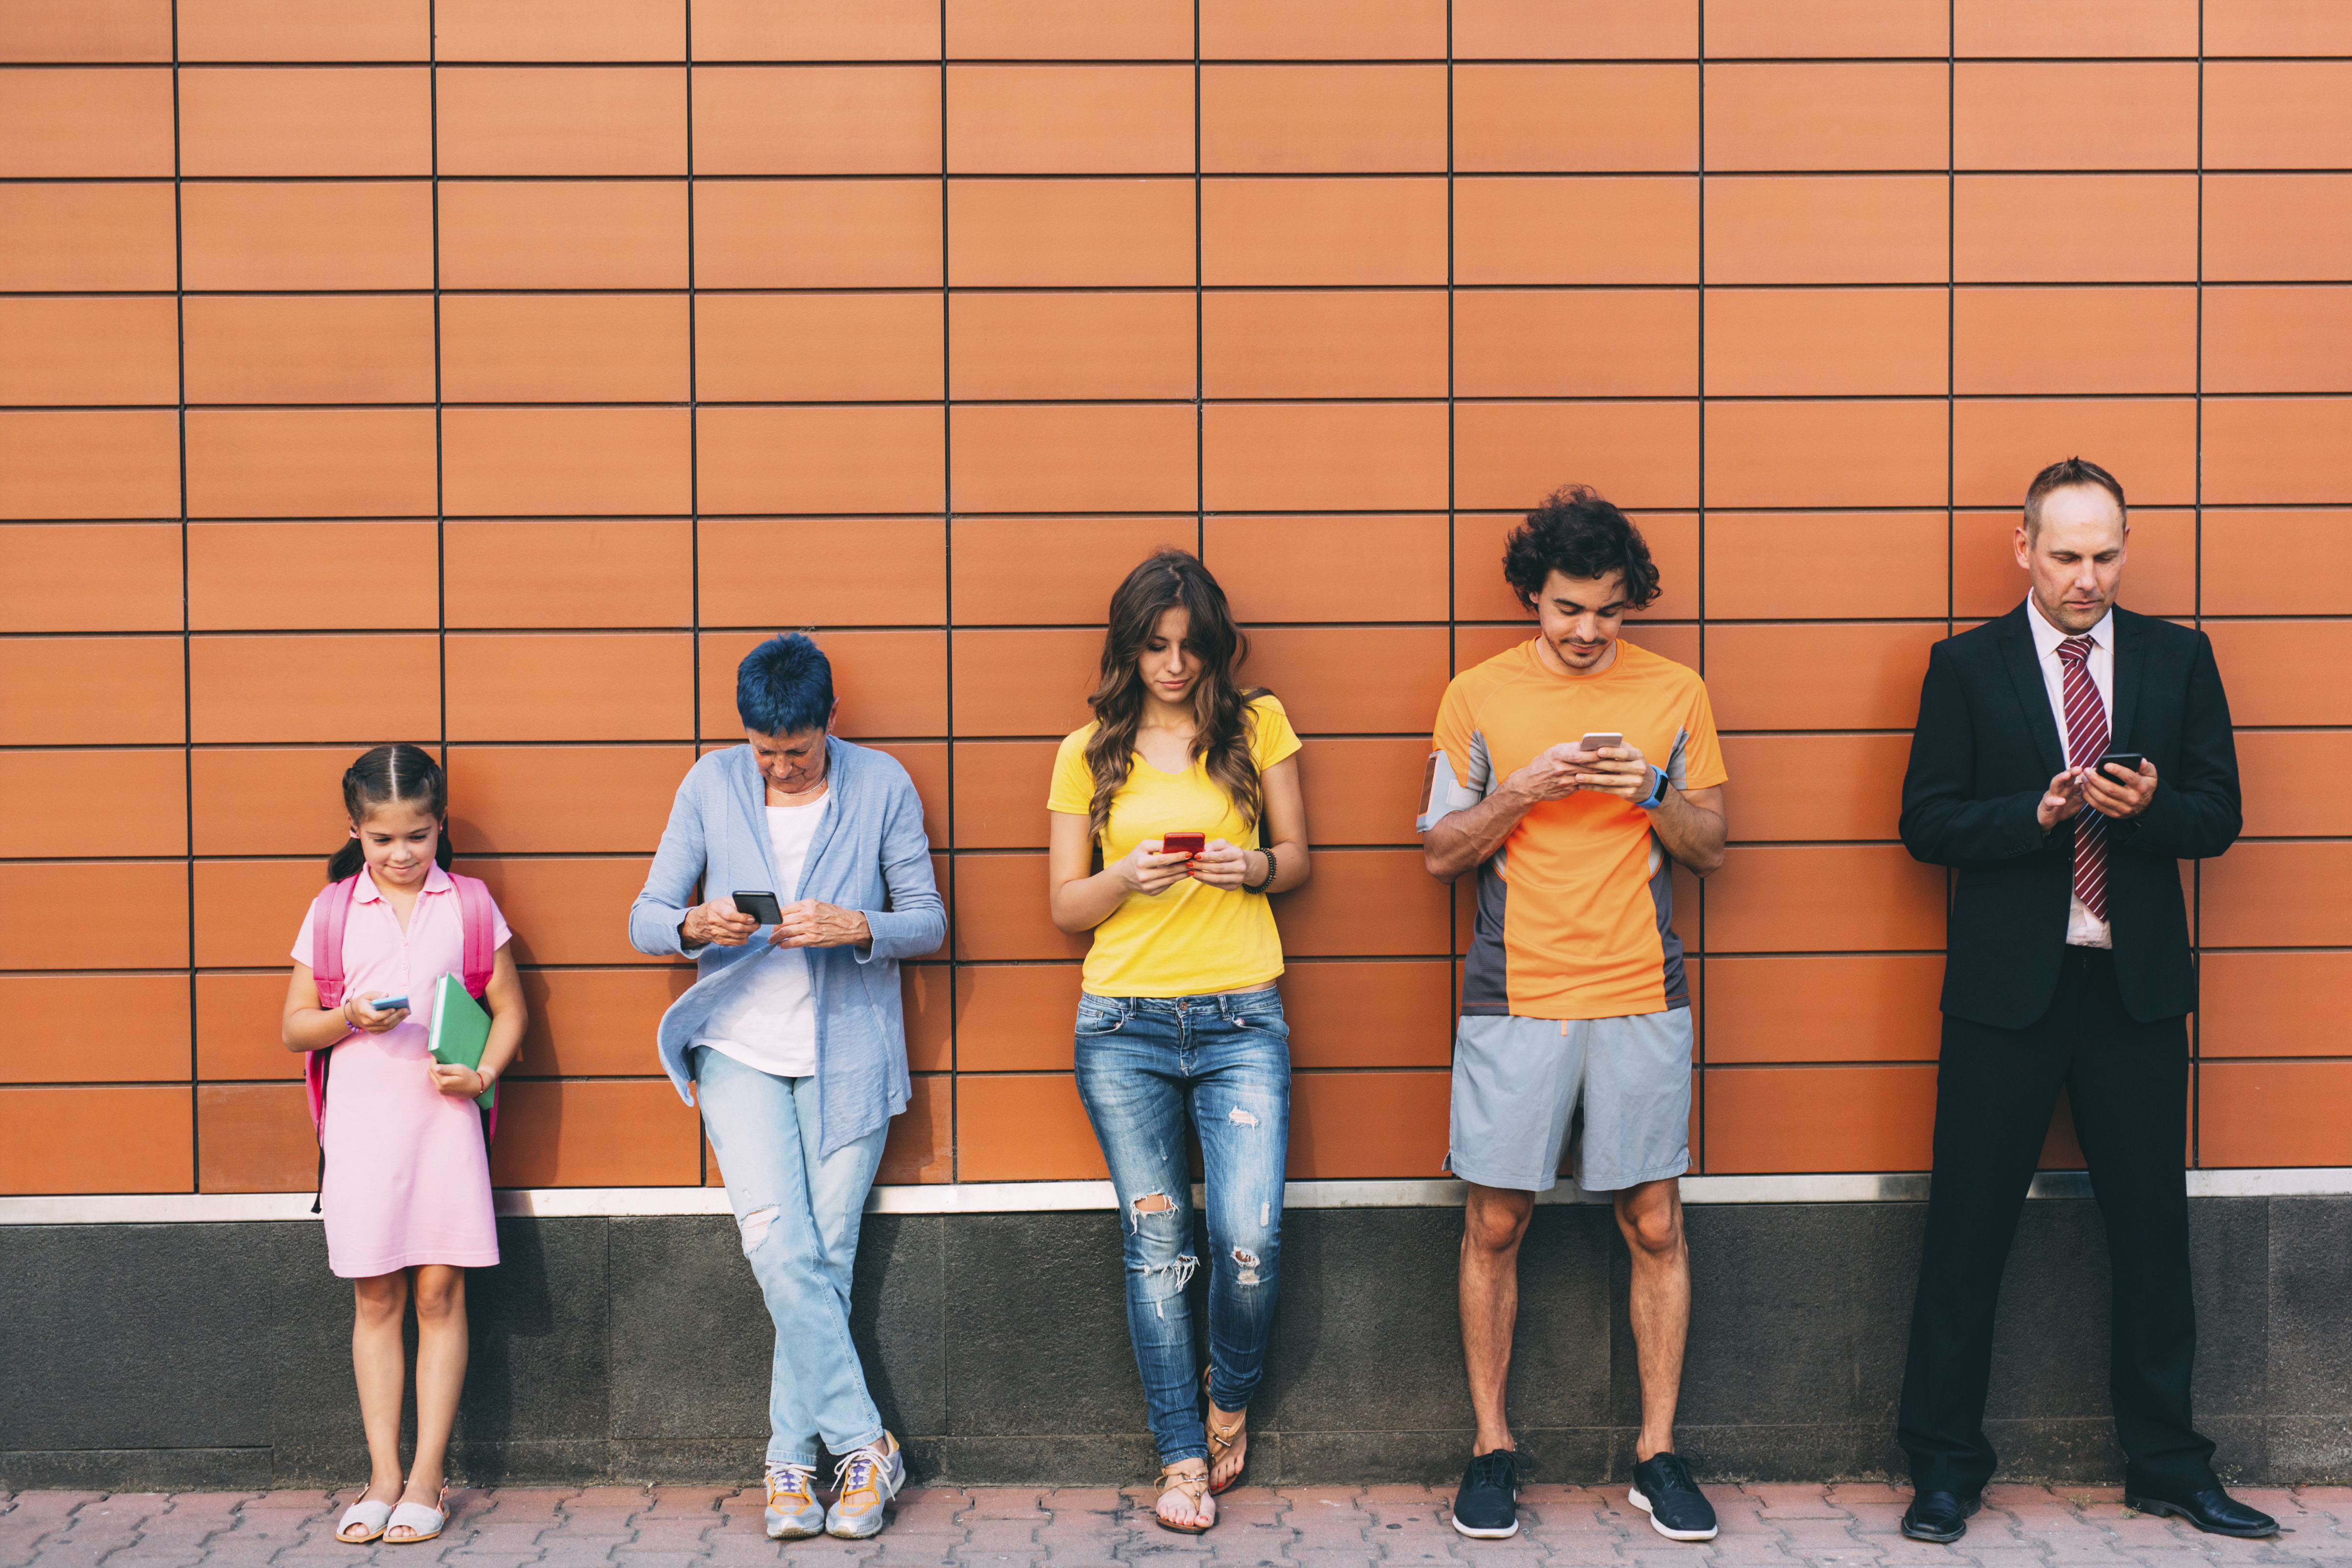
[2056,635,2108,922]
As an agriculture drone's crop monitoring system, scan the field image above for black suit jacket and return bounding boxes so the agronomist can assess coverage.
[1899,604,2241,1029]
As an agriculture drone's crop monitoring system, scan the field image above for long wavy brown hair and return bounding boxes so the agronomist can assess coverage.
[1081,550,1263,843]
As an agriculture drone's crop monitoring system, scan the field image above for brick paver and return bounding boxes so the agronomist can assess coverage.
[0,1484,2339,1568]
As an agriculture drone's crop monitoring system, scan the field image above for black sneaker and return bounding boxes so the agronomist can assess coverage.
[1629,1451,1718,1542]
[1450,1448,1522,1539]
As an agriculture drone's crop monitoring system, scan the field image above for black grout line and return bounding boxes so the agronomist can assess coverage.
[171,0,199,1178]
[927,0,945,1147]
[1694,0,1709,1155]
[430,0,447,803]
[38,163,2352,183]
[28,53,2352,67]
[31,279,2352,296]
[1444,0,1461,1048]
[1193,0,1205,564]
[684,0,707,1189]
[2191,1,2205,1164]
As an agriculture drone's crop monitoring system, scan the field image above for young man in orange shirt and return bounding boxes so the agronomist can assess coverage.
[1419,488,1730,1544]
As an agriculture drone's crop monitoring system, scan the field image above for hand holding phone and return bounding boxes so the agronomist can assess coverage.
[684,896,761,947]
[345,991,408,1033]
[2081,750,2157,820]
[1119,837,1193,897]
[732,890,784,925]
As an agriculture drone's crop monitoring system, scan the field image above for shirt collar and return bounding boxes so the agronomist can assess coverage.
[352,862,453,903]
[2025,595,2113,661]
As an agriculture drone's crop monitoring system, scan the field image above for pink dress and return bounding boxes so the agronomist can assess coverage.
[292,864,512,1278]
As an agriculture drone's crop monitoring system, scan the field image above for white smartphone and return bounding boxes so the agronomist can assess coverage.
[1577,732,1623,753]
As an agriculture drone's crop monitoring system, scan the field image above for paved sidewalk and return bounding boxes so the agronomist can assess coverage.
[3,1483,2347,1568]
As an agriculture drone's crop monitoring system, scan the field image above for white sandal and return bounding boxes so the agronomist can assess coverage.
[384,1488,448,1544]
[335,1494,393,1544]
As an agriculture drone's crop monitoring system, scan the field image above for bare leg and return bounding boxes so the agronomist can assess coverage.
[345,1272,410,1540]
[391,1265,468,1536]
[1207,1396,1248,1492]
[1460,1183,1536,1454]
[1615,1178,1690,1462]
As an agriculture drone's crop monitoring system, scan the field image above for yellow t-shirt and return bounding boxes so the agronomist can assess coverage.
[1047,695,1303,998]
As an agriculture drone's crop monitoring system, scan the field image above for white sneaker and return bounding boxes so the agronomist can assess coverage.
[763,1460,824,1539]
[826,1433,905,1539]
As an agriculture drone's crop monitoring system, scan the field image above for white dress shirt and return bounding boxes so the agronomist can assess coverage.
[2024,595,2114,948]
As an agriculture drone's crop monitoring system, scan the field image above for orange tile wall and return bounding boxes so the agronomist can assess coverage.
[4,0,2348,1195]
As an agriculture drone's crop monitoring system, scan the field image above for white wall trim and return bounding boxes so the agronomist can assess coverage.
[1,1168,2346,1225]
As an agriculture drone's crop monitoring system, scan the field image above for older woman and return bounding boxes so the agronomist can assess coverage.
[629,634,943,1544]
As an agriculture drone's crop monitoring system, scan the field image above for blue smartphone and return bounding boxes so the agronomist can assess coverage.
[371,994,409,1012]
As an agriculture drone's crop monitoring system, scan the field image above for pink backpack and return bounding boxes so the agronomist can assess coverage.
[306,871,502,1145]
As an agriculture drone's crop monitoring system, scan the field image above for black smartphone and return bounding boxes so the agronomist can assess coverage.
[732,890,783,924]
[2093,751,2145,783]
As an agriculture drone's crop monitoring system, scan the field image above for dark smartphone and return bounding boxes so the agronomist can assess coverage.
[2093,751,2145,783]
[731,890,783,924]
[1161,832,1206,857]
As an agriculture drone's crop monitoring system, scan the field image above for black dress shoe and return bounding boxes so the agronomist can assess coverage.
[1900,1490,1981,1543]
[2124,1487,2278,1538]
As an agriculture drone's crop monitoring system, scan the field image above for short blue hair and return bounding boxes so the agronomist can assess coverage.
[736,634,833,736]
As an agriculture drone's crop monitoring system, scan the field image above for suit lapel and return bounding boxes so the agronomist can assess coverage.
[1998,605,2067,777]
[2108,608,2146,752]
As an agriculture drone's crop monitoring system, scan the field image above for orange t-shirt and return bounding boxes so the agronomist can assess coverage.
[1419,637,1728,1021]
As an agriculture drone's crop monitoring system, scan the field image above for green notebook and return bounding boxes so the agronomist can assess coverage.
[427,972,497,1111]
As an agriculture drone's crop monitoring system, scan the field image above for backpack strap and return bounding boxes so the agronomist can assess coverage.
[449,871,503,1144]
[310,874,358,1009]
[451,872,496,999]
[303,876,361,1138]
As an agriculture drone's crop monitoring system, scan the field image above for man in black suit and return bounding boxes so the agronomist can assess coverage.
[1894,458,2273,1543]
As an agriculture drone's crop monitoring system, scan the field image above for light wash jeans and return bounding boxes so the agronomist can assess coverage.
[1073,989,1291,1467]
[693,1045,889,1466]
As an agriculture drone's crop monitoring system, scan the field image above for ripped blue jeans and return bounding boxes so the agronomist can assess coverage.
[692,1045,888,1467]
[1074,988,1291,1467]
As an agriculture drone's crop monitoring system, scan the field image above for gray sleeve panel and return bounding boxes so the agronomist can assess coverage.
[1667,726,1690,791]
[1648,846,1689,1008]
[1416,730,1493,834]
[1459,859,1514,1014]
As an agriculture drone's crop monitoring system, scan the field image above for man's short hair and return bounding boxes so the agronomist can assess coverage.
[1501,486,1662,612]
[736,633,833,735]
[2023,456,2127,538]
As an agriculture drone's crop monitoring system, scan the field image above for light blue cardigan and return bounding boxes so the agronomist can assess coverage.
[628,738,945,1156]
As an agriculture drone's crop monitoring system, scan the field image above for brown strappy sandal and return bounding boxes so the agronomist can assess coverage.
[1203,1368,1248,1495]
[1153,1463,1214,1534]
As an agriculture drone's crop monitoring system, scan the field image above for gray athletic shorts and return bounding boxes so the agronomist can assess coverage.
[1445,1010,1694,1194]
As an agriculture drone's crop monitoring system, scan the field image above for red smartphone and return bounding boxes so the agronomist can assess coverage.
[1161,832,1206,857]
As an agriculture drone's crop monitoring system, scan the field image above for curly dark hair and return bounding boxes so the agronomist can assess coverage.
[1500,486,1661,612]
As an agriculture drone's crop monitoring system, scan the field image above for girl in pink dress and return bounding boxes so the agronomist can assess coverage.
[280,745,526,1546]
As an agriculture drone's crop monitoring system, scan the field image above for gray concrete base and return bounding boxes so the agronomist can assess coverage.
[3,1198,2346,1490]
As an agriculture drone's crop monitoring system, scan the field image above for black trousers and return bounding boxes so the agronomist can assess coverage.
[1896,947,2216,1497]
